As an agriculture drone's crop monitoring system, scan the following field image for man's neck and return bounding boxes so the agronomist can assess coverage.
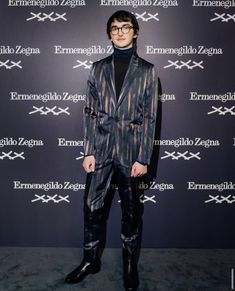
[113,47,133,58]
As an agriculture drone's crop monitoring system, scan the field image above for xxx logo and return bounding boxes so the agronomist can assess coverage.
[0,60,22,69]
[27,12,67,22]
[0,151,25,160]
[29,106,70,116]
[210,13,235,22]
[205,195,235,204]
[164,60,204,69]
[31,194,70,203]
[161,151,201,160]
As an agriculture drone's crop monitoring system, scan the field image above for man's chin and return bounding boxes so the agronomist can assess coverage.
[114,44,133,50]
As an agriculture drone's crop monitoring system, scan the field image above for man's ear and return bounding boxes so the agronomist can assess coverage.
[133,30,139,38]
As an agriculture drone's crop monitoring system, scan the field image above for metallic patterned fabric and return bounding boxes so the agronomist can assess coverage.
[83,163,144,262]
[84,52,158,175]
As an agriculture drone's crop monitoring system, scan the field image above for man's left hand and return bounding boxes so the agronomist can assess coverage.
[131,161,147,177]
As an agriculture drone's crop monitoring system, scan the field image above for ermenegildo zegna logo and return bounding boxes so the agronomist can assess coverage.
[190,92,235,103]
[13,181,86,191]
[8,0,86,8]
[154,137,220,148]
[192,0,235,9]
[146,45,223,56]
[0,45,40,56]
[54,45,113,55]
[188,181,235,191]
[188,182,235,204]
[99,0,178,8]
[10,91,85,103]
[57,138,84,147]
[155,137,220,161]
[0,137,44,148]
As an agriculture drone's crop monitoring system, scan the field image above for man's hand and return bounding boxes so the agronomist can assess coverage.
[82,155,96,173]
[131,161,147,177]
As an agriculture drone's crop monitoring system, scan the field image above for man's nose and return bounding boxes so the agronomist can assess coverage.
[118,28,123,36]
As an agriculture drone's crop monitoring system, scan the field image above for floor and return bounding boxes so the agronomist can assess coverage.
[0,247,234,291]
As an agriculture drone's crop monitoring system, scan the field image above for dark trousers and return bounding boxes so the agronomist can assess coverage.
[83,159,144,263]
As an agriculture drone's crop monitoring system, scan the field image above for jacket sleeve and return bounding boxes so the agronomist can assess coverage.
[137,65,158,165]
[83,64,98,156]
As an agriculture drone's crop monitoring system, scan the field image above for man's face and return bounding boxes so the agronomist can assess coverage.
[110,19,138,50]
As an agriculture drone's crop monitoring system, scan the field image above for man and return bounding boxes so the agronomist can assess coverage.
[65,10,158,291]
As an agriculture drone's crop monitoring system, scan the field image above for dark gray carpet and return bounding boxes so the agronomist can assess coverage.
[0,247,234,291]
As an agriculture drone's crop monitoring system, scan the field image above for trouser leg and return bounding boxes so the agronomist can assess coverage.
[117,171,144,256]
[83,161,115,262]
[117,170,144,290]
[64,161,115,284]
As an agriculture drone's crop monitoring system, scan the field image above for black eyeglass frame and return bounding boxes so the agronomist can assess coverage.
[110,24,134,35]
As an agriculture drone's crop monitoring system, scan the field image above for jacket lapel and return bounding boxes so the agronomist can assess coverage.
[116,53,139,110]
[103,53,139,110]
[103,55,117,108]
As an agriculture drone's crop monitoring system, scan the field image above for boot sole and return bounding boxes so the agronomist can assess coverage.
[65,264,101,284]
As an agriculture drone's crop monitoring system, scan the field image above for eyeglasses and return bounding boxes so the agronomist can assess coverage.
[110,24,133,35]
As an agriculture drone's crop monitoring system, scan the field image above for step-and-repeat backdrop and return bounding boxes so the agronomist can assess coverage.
[0,1,235,248]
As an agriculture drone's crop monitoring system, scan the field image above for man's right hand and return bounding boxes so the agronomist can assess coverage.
[82,155,96,173]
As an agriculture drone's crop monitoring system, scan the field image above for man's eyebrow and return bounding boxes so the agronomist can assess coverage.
[111,24,130,28]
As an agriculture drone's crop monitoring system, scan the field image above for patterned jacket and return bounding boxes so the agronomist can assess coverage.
[84,52,158,172]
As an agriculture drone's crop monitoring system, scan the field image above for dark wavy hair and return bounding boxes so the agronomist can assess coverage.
[106,10,139,42]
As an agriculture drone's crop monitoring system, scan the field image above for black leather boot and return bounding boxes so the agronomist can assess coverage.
[65,259,101,284]
[123,249,139,291]
[117,174,143,291]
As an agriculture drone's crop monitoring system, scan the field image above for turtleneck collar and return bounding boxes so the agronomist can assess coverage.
[113,47,133,58]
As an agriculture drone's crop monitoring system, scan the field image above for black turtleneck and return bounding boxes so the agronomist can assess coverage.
[113,47,133,100]
[113,47,146,166]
